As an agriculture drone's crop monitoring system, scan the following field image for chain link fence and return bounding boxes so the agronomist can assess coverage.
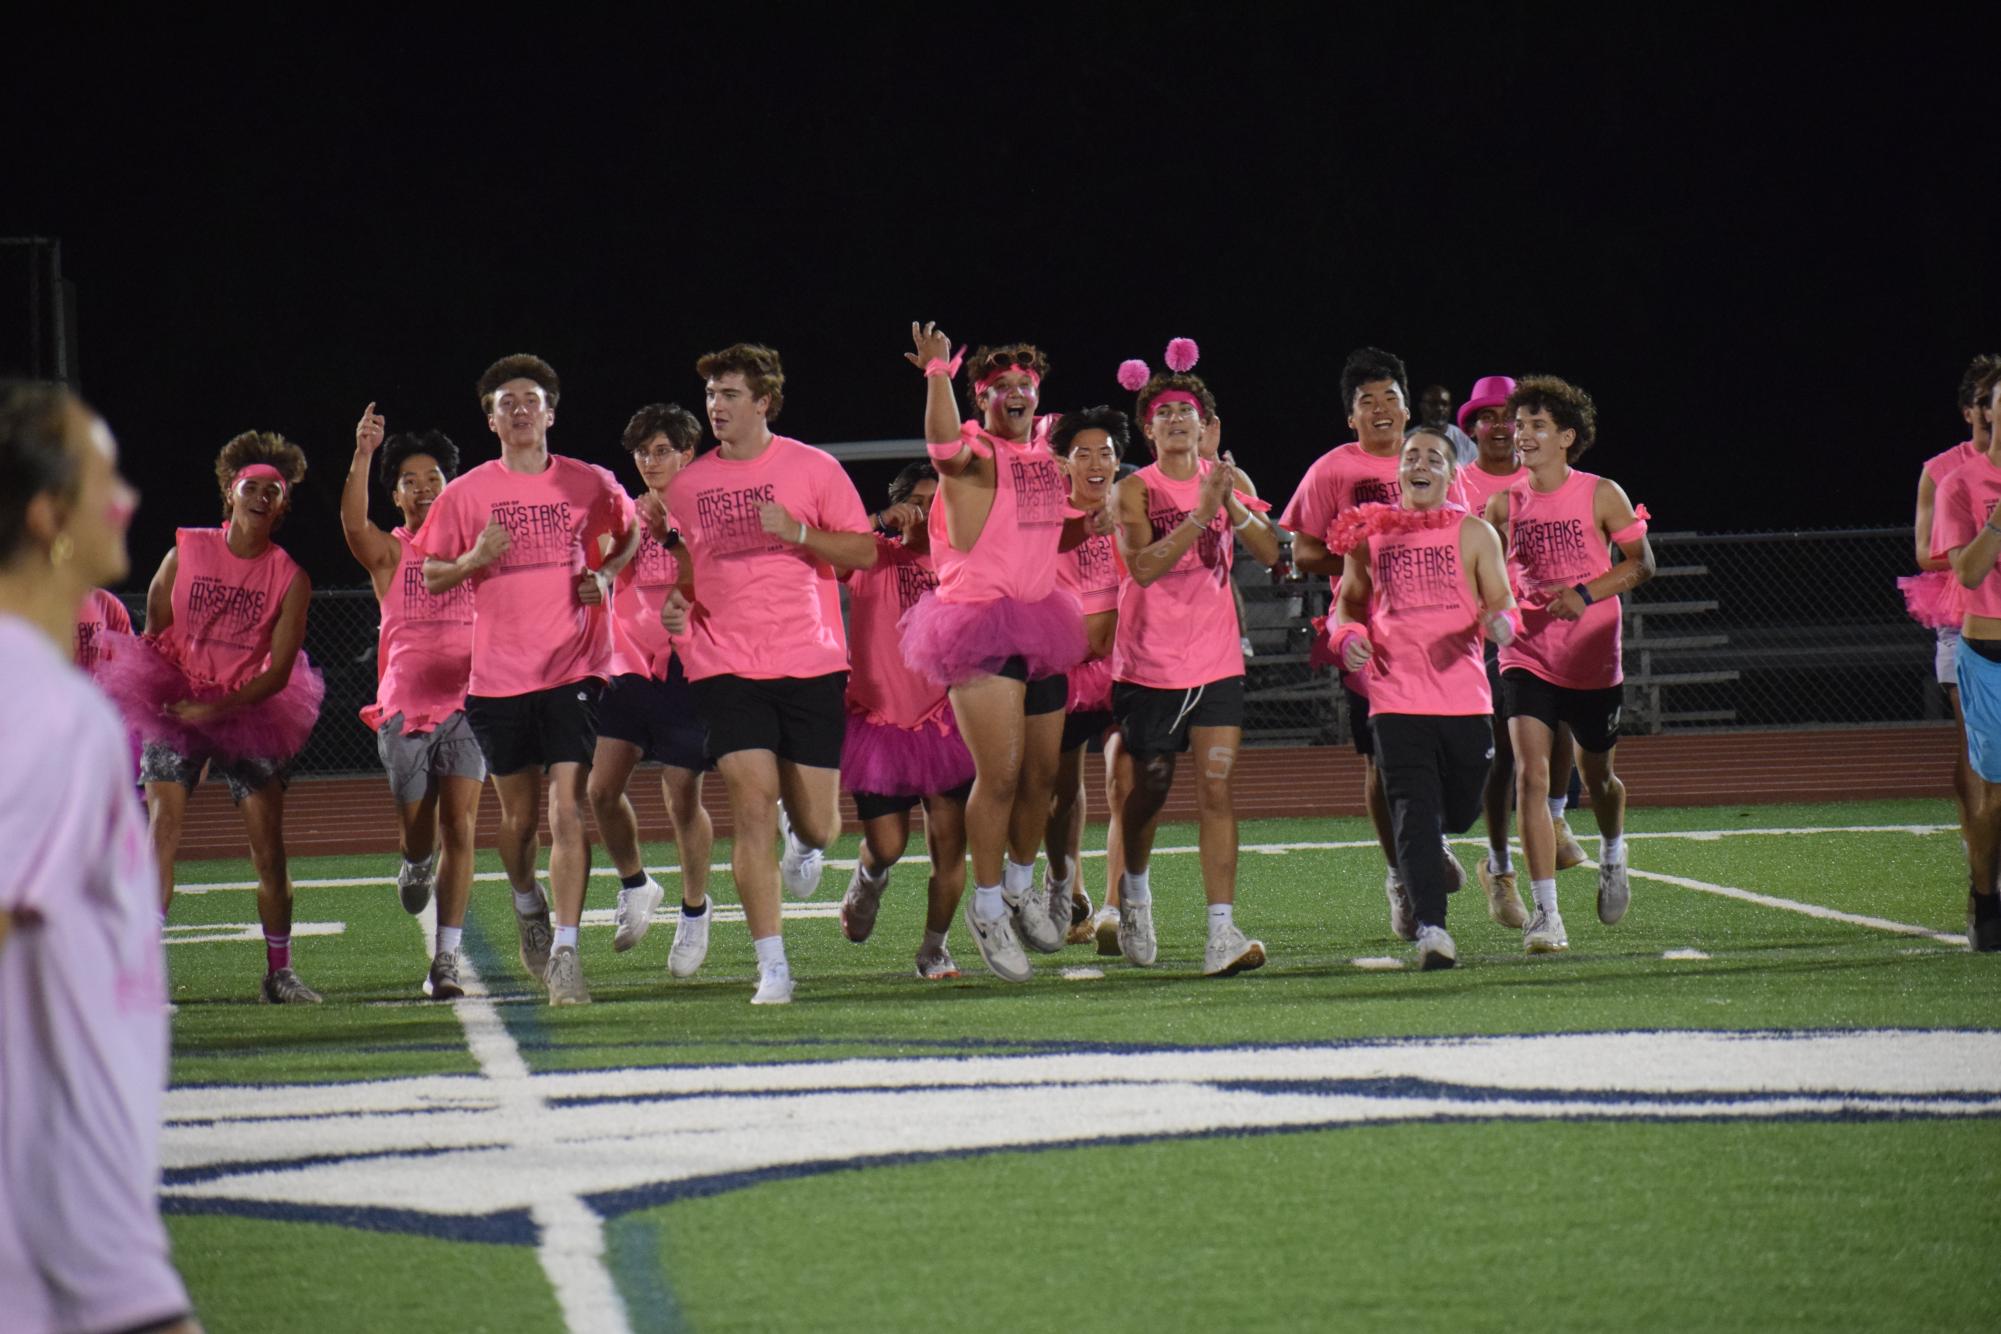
[116,526,1938,775]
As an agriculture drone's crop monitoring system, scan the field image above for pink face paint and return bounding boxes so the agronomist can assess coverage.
[107,491,137,530]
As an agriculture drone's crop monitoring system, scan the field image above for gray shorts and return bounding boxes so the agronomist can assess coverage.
[378,710,488,805]
[1938,626,1959,687]
[139,740,288,803]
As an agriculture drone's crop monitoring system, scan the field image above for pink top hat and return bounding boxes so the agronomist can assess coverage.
[1457,374,1518,432]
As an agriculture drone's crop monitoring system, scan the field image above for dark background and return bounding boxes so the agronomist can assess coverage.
[5,7,1994,592]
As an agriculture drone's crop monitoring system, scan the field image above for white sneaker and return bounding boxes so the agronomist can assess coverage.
[397,849,438,915]
[1416,923,1458,971]
[1203,923,1266,977]
[777,805,826,900]
[1118,900,1158,967]
[1385,868,1417,942]
[751,963,794,1005]
[1011,885,1065,954]
[544,945,591,1006]
[1523,907,1569,954]
[1597,860,1631,925]
[964,899,1033,982]
[613,875,666,952]
[915,941,961,980]
[516,903,553,979]
[668,900,711,978]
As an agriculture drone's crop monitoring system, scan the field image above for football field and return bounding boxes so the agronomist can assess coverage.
[159,798,1999,1332]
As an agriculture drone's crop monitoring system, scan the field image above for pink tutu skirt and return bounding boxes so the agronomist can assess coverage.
[899,590,1086,687]
[1067,656,1114,713]
[94,631,325,763]
[841,710,975,798]
[1897,571,1964,630]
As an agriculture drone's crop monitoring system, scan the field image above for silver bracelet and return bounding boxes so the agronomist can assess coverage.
[796,520,809,545]
[1233,508,1257,532]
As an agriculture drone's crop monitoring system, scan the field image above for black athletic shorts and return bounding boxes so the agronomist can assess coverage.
[465,678,602,777]
[1500,668,1624,755]
[852,780,973,822]
[596,662,711,771]
[1113,675,1247,759]
[689,671,847,767]
[995,655,1068,716]
[1061,708,1115,753]
[1343,682,1376,758]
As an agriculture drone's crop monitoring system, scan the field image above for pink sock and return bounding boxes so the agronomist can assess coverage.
[265,935,291,973]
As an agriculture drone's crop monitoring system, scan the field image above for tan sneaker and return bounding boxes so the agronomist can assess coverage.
[543,945,591,1006]
[1553,815,1588,871]
[1478,855,1528,928]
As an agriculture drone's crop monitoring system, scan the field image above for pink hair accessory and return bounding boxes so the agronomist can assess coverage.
[923,346,966,379]
[1116,359,1151,392]
[233,463,289,498]
[1164,338,1200,373]
[1148,390,1204,417]
[973,363,1042,397]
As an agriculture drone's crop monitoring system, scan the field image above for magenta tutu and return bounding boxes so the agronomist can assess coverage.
[1897,570,1964,629]
[1067,656,1114,713]
[93,631,325,762]
[899,590,1086,687]
[841,712,975,798]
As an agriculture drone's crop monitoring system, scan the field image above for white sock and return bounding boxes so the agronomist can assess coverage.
[753,934,787,970]
[553,925,579,950]
[512,883,546,915]
[1547,797,1566,823]
[1490,845,1513,875]
[1002,857,1035,900]
[973,883,1006,922]
[1531,878,1558,913]
[857,856,889,886]
[1207,902,1234,934]
[437,925,462,955]
[922,928,949,952]
[1602,834,1626,864]
[1121,869,1152,906]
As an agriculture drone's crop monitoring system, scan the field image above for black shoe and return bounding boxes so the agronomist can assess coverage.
[1970,893,2001,953]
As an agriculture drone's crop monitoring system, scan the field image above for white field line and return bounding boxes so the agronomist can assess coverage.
[414,898,629,1330]
[164,922,345,947]
[1607,863,1967,946]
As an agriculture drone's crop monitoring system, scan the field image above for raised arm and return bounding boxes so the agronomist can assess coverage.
[342,402,401,580]
[907,321,974,476]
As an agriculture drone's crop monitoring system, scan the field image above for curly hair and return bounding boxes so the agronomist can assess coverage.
[0,381,81,562]
[1339,346,1410,412]
[622,403,703,454]
[696,344,785,422]
[378,430,459,496]
[962,343,1050,413]
[1134,373,1217,446]
[216,430,308,524]
[477,354,561,415]
[1505,375,1598,462]
[1960,354,2001,411]
[1051,404,1132,459]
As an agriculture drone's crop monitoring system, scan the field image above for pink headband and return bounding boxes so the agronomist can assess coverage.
[234,463,289,497]
[1148,390,1204,417]
[974,364,1042,397]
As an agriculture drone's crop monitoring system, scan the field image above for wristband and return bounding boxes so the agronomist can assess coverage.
[796,520,809,545]
[1329,621,1371,662]
[1488,606,1523,640]
[1572,582,1596,606]
[922,347,966,378]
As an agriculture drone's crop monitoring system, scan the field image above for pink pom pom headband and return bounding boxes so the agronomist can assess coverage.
[1118,338,1206,418]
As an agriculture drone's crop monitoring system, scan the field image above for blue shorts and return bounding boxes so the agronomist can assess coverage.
[1955,636,2001,782]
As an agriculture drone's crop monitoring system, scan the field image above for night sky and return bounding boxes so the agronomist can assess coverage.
[7,9,1993,591]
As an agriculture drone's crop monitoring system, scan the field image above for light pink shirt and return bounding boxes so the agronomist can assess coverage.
[844,538,948,730]
[164,526,302,691]
[74,588,132,675]
[0,616,187,1333]
[1924,440,1979,485]
[1360,512,1491,716]
[412,455,632,698]
[931,426,1070,605]
[1933,453,2001,620]
[1498,468,1623,690]
[1280,442,1469,540]
[665,436,870,681]
[1113,460,1250,690]
[1058,529,1121,616]
[1459,462,1525,521]
[361,529,476,733]
[609,499,684,679]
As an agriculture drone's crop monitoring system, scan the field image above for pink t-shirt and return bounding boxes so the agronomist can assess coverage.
[1933,453,2001,620]
[0,616,187,1334]
[1359,511,1491,716]
[164,526,303,691]
[1113,460,1256,690]
[1924,440,1979,485]
[361,529,476,733]
[931,426,1070,605]
[1459,462,1525,521]
[412,455,633,698]
[74,588,132,675]
[844,538,948,730]
[1280,442,1468,541]
[1497,468,1623,690]
[1058,526,1121,617]
[665,436,870,681]
[609,499,685,680]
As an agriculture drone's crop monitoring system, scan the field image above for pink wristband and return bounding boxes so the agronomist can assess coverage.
[1329,622,1371,661]
[1610,503,1651,547]
[1490,607,1523,640]
[923,347,966,379]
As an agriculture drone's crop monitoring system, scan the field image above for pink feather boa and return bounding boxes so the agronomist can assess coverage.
[1326,502,1466,556]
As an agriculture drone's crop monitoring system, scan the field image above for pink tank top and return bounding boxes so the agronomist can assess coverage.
[1458,462,1524,520]
[1362,512,1490,715]
[1112,460,1245,690]
[361,529,477,733]
[75,588,133,674]
[609,502,683,679]
[845,539,948,730]
[931,427,1069,604]
[166,526,302,691]
[1057,528,1121,617]
[1497,469,1622,690]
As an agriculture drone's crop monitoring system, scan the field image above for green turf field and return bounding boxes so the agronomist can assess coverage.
[159,798,2000,1332]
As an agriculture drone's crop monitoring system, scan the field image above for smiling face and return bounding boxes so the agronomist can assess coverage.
[1348,378,1408,455]
[487,378,555,452]
[1513,406,1576,473]
[1143,399,1205,463]
[629,432,693,495]
[705,372,770,449]
[979,369,1040,440]
[1399,432,1456,511]
[1063,429,1120,506]
[227,471,288,537]
[1470,406,1517,467]
[391,452,448,529]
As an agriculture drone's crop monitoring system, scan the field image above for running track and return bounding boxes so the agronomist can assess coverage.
[176,726,1960,861]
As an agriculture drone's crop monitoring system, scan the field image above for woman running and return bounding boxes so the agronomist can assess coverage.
[100,430,325,1003]
[837,462,975,979]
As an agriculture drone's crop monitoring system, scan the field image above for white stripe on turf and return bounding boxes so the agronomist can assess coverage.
[1602,862,1967,945]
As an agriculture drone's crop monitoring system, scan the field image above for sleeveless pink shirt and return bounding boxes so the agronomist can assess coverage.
[931,426,1070,604]
[166,526,301,691]
[1112,460,1245,690]
[74,588,132,675]
[361,529,476,733]
[1058,528,1121,617]
[1498,469,1623,690]
[1362,511,1490,715]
